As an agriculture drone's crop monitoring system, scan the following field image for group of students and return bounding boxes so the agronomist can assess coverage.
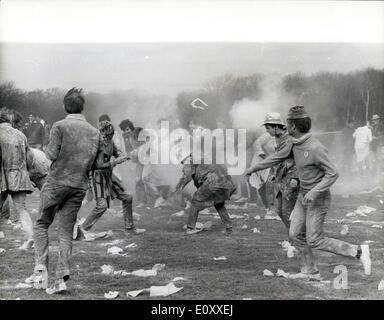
[0,88,373,295]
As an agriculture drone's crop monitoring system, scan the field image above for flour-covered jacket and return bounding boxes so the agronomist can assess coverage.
[0,122,34,193]
[45,114,101,190]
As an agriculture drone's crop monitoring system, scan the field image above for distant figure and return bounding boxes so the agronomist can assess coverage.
[23,113,45,150]
[352,123,372,175]
[341,121,355,175]
[370,114,384,174]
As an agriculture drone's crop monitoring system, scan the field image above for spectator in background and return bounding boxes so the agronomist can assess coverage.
[341,121,355,175]
[370,114,384,174]
[23,113,45,150]
[353,122,372,177]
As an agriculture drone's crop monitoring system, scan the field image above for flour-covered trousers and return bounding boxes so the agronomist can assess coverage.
[289,190,358,274]
[34,183,86,280]
[0,191,33,240]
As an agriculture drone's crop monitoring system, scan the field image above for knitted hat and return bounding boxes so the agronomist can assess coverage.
[286,106,309,120]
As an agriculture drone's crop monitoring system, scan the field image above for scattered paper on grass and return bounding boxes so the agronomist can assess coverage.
[152,264,165,271]
[0,248,5,254]
[241,224,248,230]
[280,241,297,258]
[15,283,33,289]
[171,210,185,217]
[104,291,119,299]
[127,289,148,297]
[346,212,357,217]
[113,270,125,276]
[355,205,376,215]
[371,224,383,229]
[243,213,250,220]
[131,269,157,277]
[149,282,183,297]
[214,256,227,261]
[340,225,349,236]
[0,231,4,238]
[264,215,281,221]
[263,269,274,277]
[254,215,261,220]
[107,246,124,255]
[125,242,138,249]
[378,280,384,291]
[252,228,260,233]
[101,264,115,275]
[171,277,186,282]
[363,240,374,244]
[380,200,384,204]
[276,269,290,278]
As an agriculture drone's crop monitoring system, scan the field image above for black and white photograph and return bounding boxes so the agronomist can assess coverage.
[1,0,384,308]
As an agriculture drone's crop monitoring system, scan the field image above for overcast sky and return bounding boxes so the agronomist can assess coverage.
[0,1,383,96]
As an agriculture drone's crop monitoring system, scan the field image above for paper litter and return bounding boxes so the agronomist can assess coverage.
[171,210,185,217]
[340,225,349,236]
[101,264,115,275]
[229,214,245,219]
[0,248,5,254]
[104,291,119,299]
[99,239,123,247]
[275,269,290,278]
[107,246,124,255]
[213,256,227,261]
[371,225,383,229]
[0,231,5,238]
[171,277,186,282]
[241,224,248,230]
[152,264,165,271]
[263,269,274,277]
[254,215,261,220]
[125,242,138,249]
[252,228,261,233]
[149,282,183,297]
[378,280,384,291]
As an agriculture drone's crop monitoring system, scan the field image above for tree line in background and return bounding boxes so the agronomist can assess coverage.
[0,67,383,131]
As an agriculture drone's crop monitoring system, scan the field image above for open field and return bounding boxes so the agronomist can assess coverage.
[1,189,384,300]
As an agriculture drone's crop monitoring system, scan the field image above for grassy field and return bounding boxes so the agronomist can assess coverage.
[1,190,384,300]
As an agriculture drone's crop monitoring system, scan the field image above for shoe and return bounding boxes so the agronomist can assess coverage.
[46,279,67,294]
[359,244,371,275]
[288,271,323,281]
[186,228,203,235]
[19,239,34,250]
[26,264,48,289]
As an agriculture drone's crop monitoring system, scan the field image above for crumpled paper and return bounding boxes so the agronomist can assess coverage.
[149,282,183,297]
[107,246,124,255]
[371,224,383,229]
[125,242,138,249]
[280,240,297,258]
[214,256,227,261]
[183,221,212,231]
[340,225,349,235]
[101,264,115,275]
[355,205,376,215]
[264,215,281,221]
[171,210,185,217]
[263,269,274,277]
[0,248,5,254]
[254,215,261,220]
[252,228,261,233]
[378,280,384,291]
[104,291,119,299]
[99,239,123,247]
[0,231,5,239]
[275,269,290,278]
[126,282,183,298]
[241,224,248,230]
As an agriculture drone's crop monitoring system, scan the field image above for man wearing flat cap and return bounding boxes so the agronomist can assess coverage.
[244,106,372,280]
